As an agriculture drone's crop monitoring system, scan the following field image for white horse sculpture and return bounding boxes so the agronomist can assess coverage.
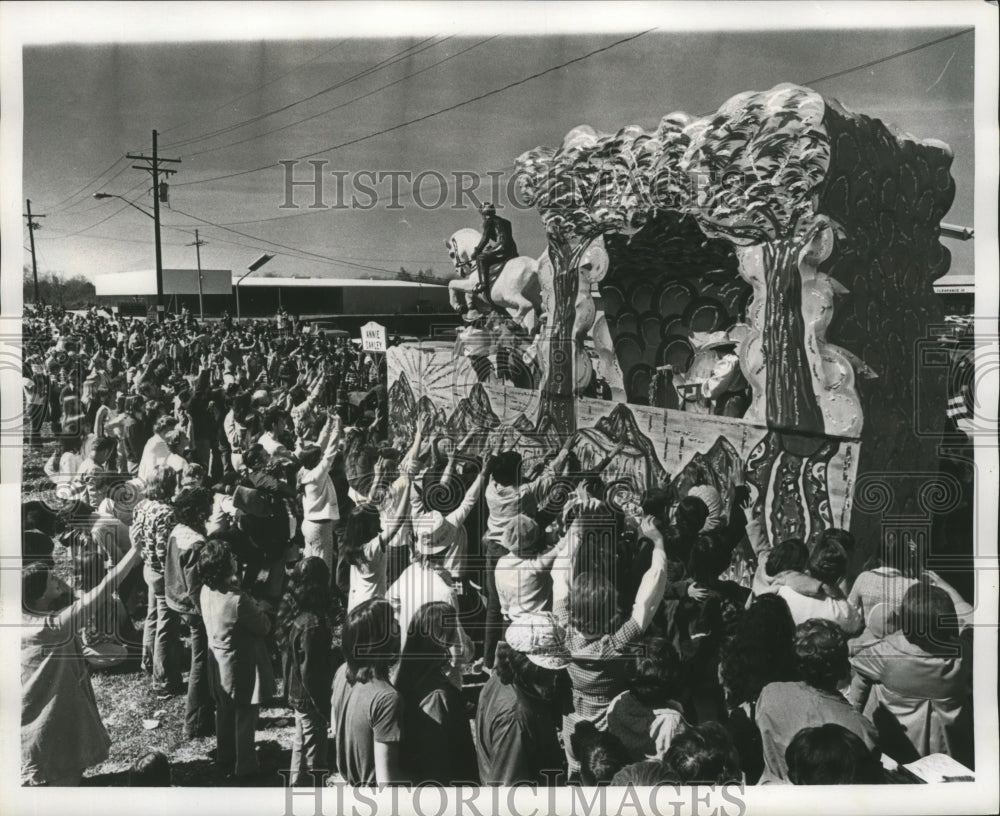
[445,228,542,327]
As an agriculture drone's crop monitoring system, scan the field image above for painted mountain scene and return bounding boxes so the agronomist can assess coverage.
[388,344,860,552]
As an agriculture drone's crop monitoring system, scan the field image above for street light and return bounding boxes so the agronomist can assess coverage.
[236,253,274,321]
[94,191,164,319]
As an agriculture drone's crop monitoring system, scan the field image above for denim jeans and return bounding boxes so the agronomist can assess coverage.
[290,710,330,787]
[142,565,182,691]
[184,614,216,739]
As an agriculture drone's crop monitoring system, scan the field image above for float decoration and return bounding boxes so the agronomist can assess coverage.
[388,83,956,562]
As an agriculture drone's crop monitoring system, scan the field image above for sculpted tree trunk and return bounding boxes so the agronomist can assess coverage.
[762,235,824,437]
[535,229,606,440]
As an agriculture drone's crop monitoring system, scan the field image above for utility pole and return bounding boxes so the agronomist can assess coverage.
[127,130,180,322]
[187,229,208,319]
[24,200,46,303]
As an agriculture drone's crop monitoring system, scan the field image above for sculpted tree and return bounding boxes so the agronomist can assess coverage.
[515,83,954,553]
[679,86,862,447]
[516,118,689,435]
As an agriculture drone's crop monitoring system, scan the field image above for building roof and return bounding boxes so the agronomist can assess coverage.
[238,276,448,289]
[94,268,232,297]
[95,271,451,295]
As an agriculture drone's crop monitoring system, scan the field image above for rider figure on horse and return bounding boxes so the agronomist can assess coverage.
[471,202,518,308]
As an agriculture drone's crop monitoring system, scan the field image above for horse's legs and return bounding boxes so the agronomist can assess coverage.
[449,279,475,311]
[505,291,535,326]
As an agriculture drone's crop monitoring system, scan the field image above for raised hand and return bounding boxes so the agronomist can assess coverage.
[687,582,710,602]
[639,514,662,541]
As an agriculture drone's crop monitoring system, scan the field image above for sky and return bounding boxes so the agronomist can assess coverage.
[19,25,975,283]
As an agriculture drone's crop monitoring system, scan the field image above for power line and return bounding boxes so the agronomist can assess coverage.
[805,27,973,87]
[47,217,439,265]
[173,29,656,189]
[44,230,189,247]
[212,161,516,226]
[157,38,348,138]
[176,229,381,272]
[164,36,445,151]
[696,26,975,116]
[41,155,128,212]
[55,176,149,220]
[183,36,496,160]
[165,205,398,274]
[53,162,138,213]
[174,224,414,275]
[37,37,451,218]
[56,199,134,238]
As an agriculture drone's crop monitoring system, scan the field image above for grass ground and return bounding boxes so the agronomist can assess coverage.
[85,667,302,786]
[22,432,486,787]
[22,435,324,787]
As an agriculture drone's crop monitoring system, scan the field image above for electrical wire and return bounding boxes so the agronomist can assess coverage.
[165,205,397,274]
[42,155,128,213]
[173,29,656,189]
[163,36,445,150]
[182,36,496,160]
[696,26,975,115]
[212,161,516,226]
[51,187,153,238]
[157,38,348,138]
[805,27,973,87]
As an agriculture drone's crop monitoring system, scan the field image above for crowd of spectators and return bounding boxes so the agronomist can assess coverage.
[20,303,975,788]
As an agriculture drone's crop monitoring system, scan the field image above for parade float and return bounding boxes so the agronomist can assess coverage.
[383,84,956,577]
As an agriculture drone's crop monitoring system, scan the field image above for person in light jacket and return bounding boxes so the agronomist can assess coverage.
[199,538,275,781]
[850,582,973,765]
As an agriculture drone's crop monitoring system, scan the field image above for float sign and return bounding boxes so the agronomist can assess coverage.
[361,321,387,352]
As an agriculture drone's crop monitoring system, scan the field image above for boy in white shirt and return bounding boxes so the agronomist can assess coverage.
[495,514,562,620]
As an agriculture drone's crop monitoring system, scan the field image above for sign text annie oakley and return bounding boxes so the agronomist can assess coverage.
[361,321,387,353]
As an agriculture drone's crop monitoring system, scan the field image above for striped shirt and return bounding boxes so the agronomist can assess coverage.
[562,618,643,771]
[565,619,644,722]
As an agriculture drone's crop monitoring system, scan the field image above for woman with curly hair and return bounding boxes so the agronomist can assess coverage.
[755,619,878,783]
[720,593,797,711]
[200,538,274,781]
[131,465,180,694]
[395,601,479,785]
[718,592,797,782]
[278,557,339,786]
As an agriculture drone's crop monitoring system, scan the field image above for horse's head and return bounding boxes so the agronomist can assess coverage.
[445,228,483,278]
